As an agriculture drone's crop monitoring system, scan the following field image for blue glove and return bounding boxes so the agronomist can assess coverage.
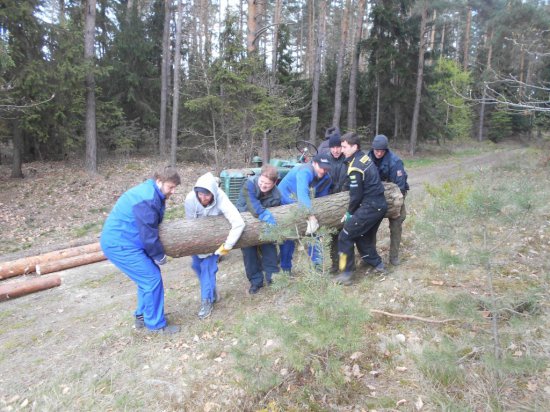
[154,255,167,265]
[259,209,276,225]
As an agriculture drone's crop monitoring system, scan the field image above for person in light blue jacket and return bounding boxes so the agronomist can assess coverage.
[100,166,181,335]
[277,153,332,272]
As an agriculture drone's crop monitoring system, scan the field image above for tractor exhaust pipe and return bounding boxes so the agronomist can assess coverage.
[262,129,271,165]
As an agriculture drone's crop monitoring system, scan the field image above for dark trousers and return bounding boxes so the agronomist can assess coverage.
[338,198,387,273]
[242,243,279,287]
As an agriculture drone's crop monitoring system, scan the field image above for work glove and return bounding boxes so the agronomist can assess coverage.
[305,215,319,235]
[215,243,231,257]
[154,255,168,265]
[341,212,352,223]
[259,209,276,225]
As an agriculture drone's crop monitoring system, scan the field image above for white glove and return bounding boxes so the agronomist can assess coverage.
[305,215,319,235]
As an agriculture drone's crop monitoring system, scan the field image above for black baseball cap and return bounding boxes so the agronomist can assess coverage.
[312,154,332,169]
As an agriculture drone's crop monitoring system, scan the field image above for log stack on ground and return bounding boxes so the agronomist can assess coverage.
[0,274,61,302]
[161,182,403,257]
[0,242,102,279]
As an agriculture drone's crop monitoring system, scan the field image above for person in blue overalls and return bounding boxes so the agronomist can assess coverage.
[185,172,245,319]
[100,166,181,334]
[277,153,332,273]
[236,164,281,294]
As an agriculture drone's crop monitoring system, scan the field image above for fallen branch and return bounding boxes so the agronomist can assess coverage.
[0,274,61,302]
[371,309,458,324]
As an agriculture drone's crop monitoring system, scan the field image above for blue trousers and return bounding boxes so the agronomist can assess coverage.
[242,243,279,287]
[191,255,219,302]
[279,238,323,272]
[100,243,166,330]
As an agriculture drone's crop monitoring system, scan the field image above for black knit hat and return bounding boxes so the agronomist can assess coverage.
[325,126,341,139]
[372,134,389,150]
[329,134,341,148]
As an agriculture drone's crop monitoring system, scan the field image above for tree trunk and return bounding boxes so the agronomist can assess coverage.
[307,0,315,78]
[36,252,106,275]
[429,10,436,52]
[161,183,403,258]
[332,0,350,128]
[478,29,493,142]
[247,0,257,54]
[0,243,102,279]
[347,0,366,131]
[170,0,184,166]
[159,0,171,158]
[10,119,24,178]
[271,0,283,85]
[84,0,97,174]
[0,275,61,302]
[409,2,427,156]
[309,0,328,145]
[463,5,471,70]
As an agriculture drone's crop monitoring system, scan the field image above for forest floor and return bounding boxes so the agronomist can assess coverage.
[0,140,549,411]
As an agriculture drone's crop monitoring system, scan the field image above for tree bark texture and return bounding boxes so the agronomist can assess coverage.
[247,0,257,54]
[409,2,427,156]
[347,0,366,131]
[170,0,184,166]
[0,275,61,302]
[161,183,403,258]
[332,0,350,128]
[0,243,102,279]
[84,0,97,174]
[309,0,327,145]
[36,252,106,275]
[159,0,171,157]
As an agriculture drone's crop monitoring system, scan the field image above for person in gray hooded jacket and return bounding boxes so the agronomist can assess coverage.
[184,172,245,319]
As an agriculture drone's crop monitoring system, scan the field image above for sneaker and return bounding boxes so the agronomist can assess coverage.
[334,272,353,286]
[147,324,180,335]
[249,284,262,295]
[390,256,400,266]
[374,262,387,274]
[135,314,145,329]
[198,300,213,319]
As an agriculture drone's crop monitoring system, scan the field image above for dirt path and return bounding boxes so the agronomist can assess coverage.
[0,145,529,411]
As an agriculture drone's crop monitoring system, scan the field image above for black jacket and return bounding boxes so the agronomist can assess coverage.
[346,150,386,214]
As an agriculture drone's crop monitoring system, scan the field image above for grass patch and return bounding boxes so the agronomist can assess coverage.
[78,272,116,289]
[73,221,102,237]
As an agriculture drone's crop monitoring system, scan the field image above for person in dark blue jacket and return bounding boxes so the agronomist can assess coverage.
[335,133,387,286]
[277,153,332,272]
[236,165,281,294]
[368,134,409,265]
[100,166,181,334]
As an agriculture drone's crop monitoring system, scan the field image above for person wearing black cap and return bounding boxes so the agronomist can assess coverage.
[318,126,341,155]
[277,153,333,272]
[368,134,409,266]
[334,132,387,286]
[325,132,349,273]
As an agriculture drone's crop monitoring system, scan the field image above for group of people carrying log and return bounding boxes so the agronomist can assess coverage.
[99,130,409,334]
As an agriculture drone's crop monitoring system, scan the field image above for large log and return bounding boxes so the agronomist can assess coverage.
[0,274,61,302]
[35,251,106,275]
[0,242,102,279]
[161,182,403,258]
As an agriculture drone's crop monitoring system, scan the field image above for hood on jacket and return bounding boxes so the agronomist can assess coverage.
[194,172,219,206]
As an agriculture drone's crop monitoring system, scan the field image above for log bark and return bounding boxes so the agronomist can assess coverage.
[0,242,102,279]
[35,251,106,275]
[0,274,61,302]
[161,182,403,258]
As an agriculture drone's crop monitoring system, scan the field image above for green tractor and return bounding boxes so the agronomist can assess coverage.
[219,130,319,204]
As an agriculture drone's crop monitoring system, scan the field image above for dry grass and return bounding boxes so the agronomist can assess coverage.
[1,143,549,411]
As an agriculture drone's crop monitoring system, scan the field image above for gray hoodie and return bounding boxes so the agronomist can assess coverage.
[184,172,245,256]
